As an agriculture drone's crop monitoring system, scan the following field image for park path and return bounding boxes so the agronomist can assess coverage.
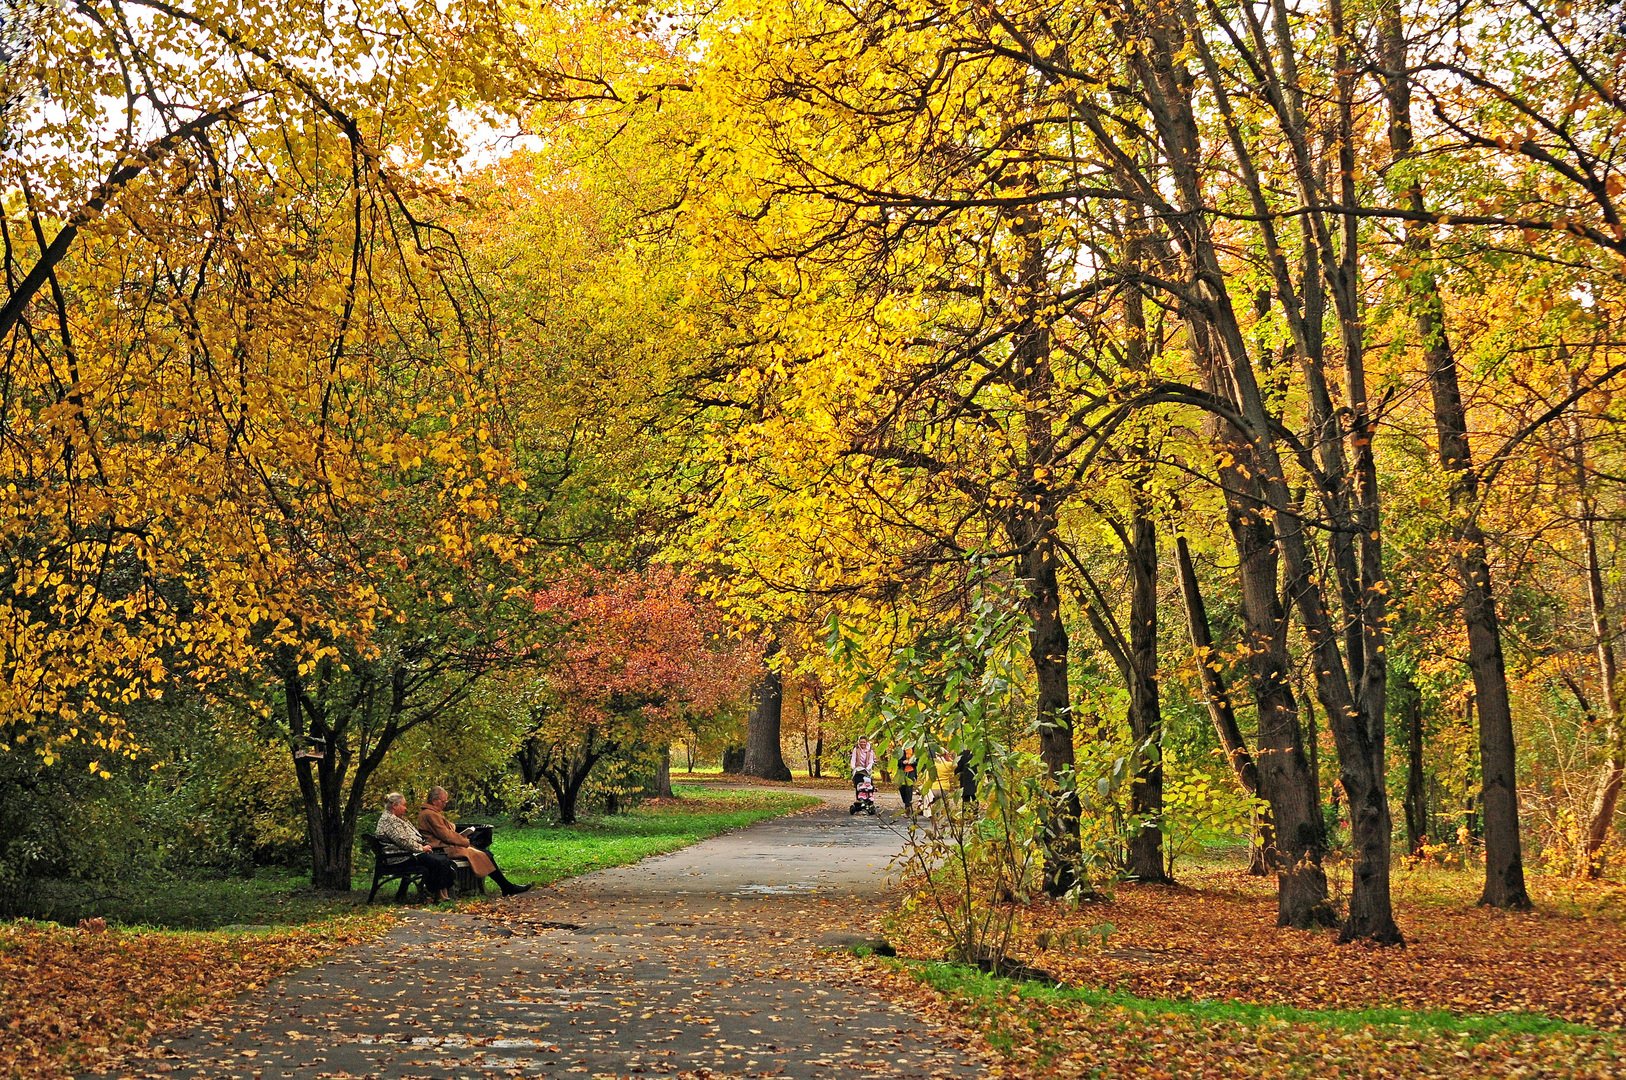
[90,787,990,1079]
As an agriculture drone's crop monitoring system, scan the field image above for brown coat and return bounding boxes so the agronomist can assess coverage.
[417,805,496,877]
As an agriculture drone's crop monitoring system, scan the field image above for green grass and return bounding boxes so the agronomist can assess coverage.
[23,868,358,931]
[23,784,818,931]
[904,959,1602,1041]
[496,784,820,883]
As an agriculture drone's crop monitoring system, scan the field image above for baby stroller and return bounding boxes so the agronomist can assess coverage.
[849,769,878,815]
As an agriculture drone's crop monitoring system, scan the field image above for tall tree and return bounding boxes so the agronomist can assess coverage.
[1378,0,1531,909]
[0,0,531,777]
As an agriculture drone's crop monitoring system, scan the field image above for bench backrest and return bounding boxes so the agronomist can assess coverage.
[363,833,414,865]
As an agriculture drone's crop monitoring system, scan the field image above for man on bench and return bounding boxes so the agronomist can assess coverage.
[375,792,458,901]
[418,785,533,897]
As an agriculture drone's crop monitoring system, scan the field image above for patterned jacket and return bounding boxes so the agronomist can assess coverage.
[374,810,427,855]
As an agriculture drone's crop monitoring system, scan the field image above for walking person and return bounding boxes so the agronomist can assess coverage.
[955,748,978,802]
[849,736,876,789]
[897,746,919,815]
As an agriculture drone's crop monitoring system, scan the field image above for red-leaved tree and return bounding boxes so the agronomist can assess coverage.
[521,566,758,821]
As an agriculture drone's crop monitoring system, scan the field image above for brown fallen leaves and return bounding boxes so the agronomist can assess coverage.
[1011,866,1626,1028]
[0,914,391,1080]
[870,863,1626,1078]
[857,956,1626,1080]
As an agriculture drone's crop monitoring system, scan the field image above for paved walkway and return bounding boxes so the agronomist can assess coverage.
[93,788,987,1079]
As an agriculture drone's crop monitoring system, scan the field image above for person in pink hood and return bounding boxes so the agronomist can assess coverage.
[849,736,876,791]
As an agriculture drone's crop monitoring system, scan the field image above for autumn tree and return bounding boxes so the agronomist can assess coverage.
[0,0,532,765]
[1362,0,1626,900]
[524,566,757,824]
[0,0,583,890]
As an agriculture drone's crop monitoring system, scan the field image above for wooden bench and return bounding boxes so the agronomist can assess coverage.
[363,834,477,903]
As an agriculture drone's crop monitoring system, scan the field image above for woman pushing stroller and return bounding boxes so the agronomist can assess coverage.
[849,736,879,815]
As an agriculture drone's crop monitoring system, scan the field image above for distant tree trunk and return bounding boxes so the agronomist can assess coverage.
[1117,249,1166,885]
[536,727,615,825]
[1302,680,1322,822]
[304,778,362,892]
[1021,527,1081,896]
[289,667,359,891]
[742,640,792,781]
[1125,514,1169,883]
[1175,535,1269,875]
[721,745,745,774]
[651,745,675,799]
[1380,0,1530,912]
[1571,405,1625,876]
[1402,675,1428,858]
[517,737,545,786]
[553,764,593,825]
[1462,692,1482,844]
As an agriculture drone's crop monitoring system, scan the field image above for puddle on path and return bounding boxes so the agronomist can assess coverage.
[734,882,818,895]
[351,1034,562,1050]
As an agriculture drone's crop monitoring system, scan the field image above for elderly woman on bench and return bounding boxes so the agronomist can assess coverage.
[375,792,458,901]
[418,786,533,897]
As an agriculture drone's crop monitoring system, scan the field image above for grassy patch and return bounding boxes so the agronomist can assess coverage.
[883,857,1626,1031]
[22,783,819,931]
[675,771,850,789]
[25,869,365,931]
[496,784,820,883]
[905,959,1598,1040]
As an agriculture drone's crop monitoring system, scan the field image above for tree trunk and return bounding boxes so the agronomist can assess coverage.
[1005,176,1079,897]
[1129,16,1339,928]
[1021,529,1081,896]
[1126,513,1169,883]
[1216,448,1332,928]
[1379,0,1530,911]
[1584,732,1625,878]
[651,744,675,799]
[1462,543,1529,907]
[742,640,792,781]
[1175,535,1270,874]
[721,745,745,774]
[1403,678,1428,858]
[1342,745,1402,943]
[1572,406,1625,876]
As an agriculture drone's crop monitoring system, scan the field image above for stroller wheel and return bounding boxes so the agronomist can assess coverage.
[867,804,878,815]
[849,803,860,814]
